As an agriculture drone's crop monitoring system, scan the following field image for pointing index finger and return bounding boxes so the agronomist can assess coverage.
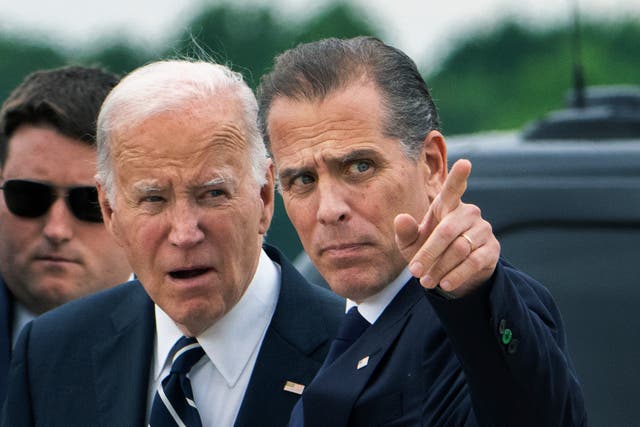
[439,159,472,216]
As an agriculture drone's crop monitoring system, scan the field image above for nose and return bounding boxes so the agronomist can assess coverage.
[316,180,350,225]
[168,200,205,248]
[42,198,75,244]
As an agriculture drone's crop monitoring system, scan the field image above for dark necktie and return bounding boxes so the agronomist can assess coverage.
[149,336,205,427]
[323,306,371,366]
[289,306,371,427]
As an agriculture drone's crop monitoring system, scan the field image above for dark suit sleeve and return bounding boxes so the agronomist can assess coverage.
[426,259,587,426]
[1,322,35,427]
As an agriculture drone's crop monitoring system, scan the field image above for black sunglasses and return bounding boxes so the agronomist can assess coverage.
[0,179,103,223]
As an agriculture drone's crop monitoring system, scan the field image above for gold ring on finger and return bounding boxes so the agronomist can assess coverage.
[461,233,474,252]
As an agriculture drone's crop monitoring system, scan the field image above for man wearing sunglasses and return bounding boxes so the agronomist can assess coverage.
[0,66,132,405]
[1,60,343,426]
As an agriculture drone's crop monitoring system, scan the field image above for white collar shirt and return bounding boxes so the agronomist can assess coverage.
[12,302,35,348]
[346,268,412,324]
[148,249,281,427]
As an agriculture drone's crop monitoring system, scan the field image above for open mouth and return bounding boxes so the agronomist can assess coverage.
[169,268,210,279]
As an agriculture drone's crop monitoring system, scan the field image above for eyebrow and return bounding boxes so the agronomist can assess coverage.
[132,180,163,193]
[199,173,238,193]
[203,177,226,186]
[130,176,231,194]
[278,148,381,181]
[340,148,380,164]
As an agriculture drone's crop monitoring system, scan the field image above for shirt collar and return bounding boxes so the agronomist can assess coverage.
[12,302,36,348]
[154,249,280,387]
[346,268,412,324]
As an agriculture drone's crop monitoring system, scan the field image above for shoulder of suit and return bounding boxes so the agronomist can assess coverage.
[32,281,147,330]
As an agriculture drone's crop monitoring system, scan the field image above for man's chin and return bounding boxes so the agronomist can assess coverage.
[323,269,388,302]
[28,281,88,312]
[164,298,227,336]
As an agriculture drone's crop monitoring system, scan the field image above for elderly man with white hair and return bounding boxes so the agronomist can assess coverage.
[1,60,343,427]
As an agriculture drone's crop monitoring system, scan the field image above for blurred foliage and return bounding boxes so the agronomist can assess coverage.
[0,2,639,257]
[0,36,66,101]
[294,3,377,44]
[83,40,155,76]
[170,3,377,87]
[170,6,294,87]
[428,19,640,134]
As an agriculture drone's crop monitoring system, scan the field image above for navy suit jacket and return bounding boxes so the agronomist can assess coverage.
[0,280,12,407]
[297,260,587,426]
[1,245,344,427]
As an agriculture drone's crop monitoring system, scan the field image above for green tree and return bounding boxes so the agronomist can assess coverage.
[81,40,154,76]
[170,5,294,87]
[294,2,378,43]
[0,35,66,102]
[170,2,380,88]
[426,19,640,135]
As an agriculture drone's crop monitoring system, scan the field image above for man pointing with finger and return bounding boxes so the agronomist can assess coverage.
[258,37,587,426]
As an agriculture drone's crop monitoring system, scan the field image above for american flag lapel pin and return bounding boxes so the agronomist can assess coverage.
[283,381,305,395]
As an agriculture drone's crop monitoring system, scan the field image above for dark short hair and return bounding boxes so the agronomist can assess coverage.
[257,36,440,159]
[0,66,119,167]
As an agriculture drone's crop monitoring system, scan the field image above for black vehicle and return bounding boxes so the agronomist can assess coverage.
[445,85,640,426]
[290,85,640,426]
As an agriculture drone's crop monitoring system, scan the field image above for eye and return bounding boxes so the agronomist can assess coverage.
[198,187,229,205]
[293,174,315,186]
[347,160,372,175]
[136,194,166,214]
[141,195,165,203]
[205,189,225,198]
[281,172,316,195]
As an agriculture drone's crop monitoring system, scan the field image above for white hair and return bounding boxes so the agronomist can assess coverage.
[96,59,268,203]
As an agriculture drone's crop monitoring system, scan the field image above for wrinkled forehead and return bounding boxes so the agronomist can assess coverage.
[113,91,245,136]
[110,103,251,182]
[115,96,247,150]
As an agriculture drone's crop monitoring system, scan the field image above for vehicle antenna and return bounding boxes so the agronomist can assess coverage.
[571,0,586,108]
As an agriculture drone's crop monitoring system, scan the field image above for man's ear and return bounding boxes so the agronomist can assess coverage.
[258,159,276,235]
[96,179,123,247]
[420,130,448,202]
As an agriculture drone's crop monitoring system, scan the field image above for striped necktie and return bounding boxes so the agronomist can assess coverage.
[149,336,205,427]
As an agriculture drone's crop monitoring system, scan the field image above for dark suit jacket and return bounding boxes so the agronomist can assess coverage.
[0,279,12,407]
[298,260,587,426]
[1,245,344,427]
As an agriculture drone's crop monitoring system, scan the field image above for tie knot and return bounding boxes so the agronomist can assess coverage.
[322,306,371,366]
[337,306,370,342]
[169,336,205,374]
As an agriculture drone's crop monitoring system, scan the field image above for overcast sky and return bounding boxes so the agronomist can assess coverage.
[1,0,639,72]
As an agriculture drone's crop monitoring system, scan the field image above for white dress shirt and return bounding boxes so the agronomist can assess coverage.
[346,268,412,324]
[12,302,35,348]
[148,249,281,427]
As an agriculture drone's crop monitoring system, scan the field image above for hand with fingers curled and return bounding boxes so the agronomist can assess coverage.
[394,159,501,298]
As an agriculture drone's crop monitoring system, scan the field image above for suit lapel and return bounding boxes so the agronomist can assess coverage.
[91,282,155,427]
[302,279,424,427]
[234,245,343,427]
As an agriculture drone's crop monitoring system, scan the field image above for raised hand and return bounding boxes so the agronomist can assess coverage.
[394,159,500,297]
